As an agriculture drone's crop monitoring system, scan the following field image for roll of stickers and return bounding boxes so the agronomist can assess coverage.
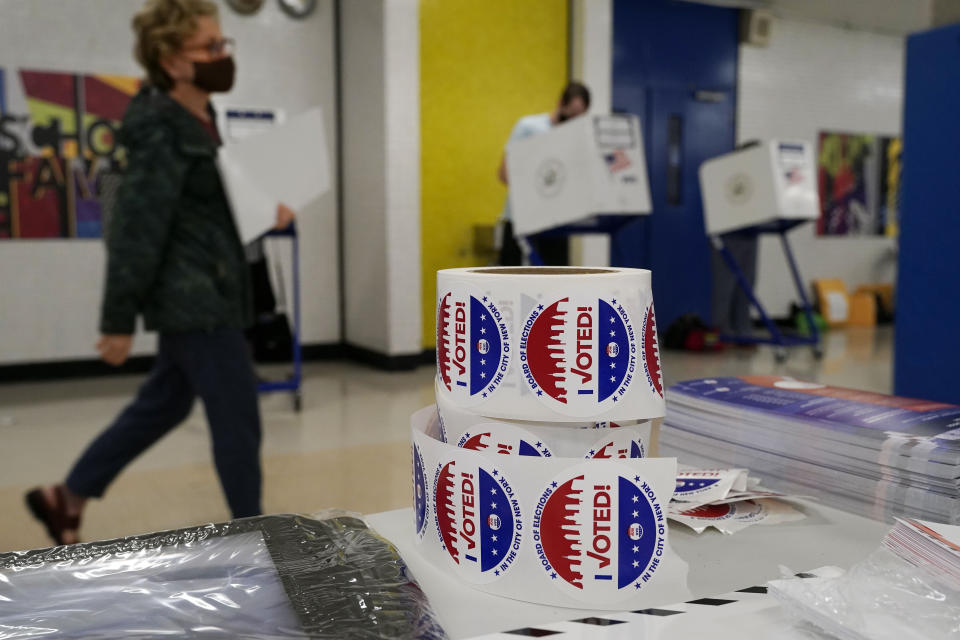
[411,406,689,609]
[435,387,652,460]
[435,267,664,422]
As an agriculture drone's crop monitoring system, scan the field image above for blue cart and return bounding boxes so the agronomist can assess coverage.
[256,225,303,411]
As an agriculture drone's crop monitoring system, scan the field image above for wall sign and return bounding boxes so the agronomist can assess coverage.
[0,68,139,239]
[817,131,901,237]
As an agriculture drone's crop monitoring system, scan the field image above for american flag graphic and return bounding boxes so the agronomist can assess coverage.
[604,149,632,173]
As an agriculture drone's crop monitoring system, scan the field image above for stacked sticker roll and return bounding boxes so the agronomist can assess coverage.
[411,267,688,609]
[435,267,664,420]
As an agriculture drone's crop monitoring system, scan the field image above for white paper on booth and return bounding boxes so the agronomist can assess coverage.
[589,115,652,214]
[217,107,330,244]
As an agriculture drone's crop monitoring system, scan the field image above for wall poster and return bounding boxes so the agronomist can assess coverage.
[817,131,901,237]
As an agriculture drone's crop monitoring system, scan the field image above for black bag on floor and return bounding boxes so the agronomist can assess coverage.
[245,254,294,363]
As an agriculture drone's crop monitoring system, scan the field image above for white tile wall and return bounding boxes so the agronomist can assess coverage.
[570,0,614,268]
[341,0,389,354]
[342,0,422,356]
[384,0,423,355]
[737,18,903,316]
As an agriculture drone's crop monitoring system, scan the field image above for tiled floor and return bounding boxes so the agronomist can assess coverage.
[0,327,892,552]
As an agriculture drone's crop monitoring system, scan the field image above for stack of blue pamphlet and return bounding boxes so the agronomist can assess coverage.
[661,376,960,524]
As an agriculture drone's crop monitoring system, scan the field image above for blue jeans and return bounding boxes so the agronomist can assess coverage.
[66,329,263,518]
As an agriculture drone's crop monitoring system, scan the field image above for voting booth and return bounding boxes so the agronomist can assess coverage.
[698,140,822,361]
[506,114,652,237]
[699,140,818,236]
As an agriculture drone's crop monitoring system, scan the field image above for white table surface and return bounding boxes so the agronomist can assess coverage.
[365,500,890,639]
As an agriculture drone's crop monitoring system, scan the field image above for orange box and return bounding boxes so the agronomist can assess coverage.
[854,284,894,317]
[848,292,877,327]
[813,279,850,326]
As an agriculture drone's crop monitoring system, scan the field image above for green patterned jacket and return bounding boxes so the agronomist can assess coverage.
[100,86,252,335]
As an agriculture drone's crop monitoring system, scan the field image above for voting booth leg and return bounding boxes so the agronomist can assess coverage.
[525,246,544,267]
[717,240,786,349]
[519,235,545,267]
[716,230,820,361]
[781,231,822,357]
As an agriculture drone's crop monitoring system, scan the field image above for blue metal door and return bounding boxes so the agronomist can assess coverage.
[610,0,738,330]
[612,87,736,328]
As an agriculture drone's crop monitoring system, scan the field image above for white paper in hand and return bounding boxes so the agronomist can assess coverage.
[217,107,330,244]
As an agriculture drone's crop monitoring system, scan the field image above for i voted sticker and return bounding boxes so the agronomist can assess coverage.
[589,421,627,429]
[519,297,638,417]
[437,291,512,406]
[413,442,428,539]
[728,501,766,524]
[673,469,741,503]
[674,502,735,521]
[673,477,725,501]
[434,458,523,583]
[585,431,646,460]
[456,422,553,457]
[531,462,666,602]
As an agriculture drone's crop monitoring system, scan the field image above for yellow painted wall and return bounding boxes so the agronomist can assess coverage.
[420,0,569,347]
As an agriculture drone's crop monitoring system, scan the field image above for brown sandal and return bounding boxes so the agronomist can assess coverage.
[25,486,81,546]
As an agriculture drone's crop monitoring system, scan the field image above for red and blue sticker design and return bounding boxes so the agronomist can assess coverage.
[676,503,734,521]
[413,442,428,539]
[641,304,663,397]
[435,406,449,443]
[673,476,724,500]
[437,291,511,406]
[457,423,553,457]
[532,464,666,601]
[585,431,646,460]
[434,459,523,583]
[519,297,637,417]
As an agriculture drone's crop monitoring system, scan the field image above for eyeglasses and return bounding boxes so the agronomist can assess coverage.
[183,37,235,57]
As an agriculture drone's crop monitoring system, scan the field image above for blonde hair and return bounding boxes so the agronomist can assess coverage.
[132,0,219,90]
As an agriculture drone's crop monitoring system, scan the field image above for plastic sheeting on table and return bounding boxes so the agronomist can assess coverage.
[770,546,960,640]
[0,513,446,639]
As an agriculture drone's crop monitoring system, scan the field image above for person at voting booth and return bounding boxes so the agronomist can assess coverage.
[710,141,761,336]
[24,0,294,545]
[497,82,591,266]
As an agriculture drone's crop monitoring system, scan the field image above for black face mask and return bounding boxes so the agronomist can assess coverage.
[557,111,570,123]
[192,56,235,93]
